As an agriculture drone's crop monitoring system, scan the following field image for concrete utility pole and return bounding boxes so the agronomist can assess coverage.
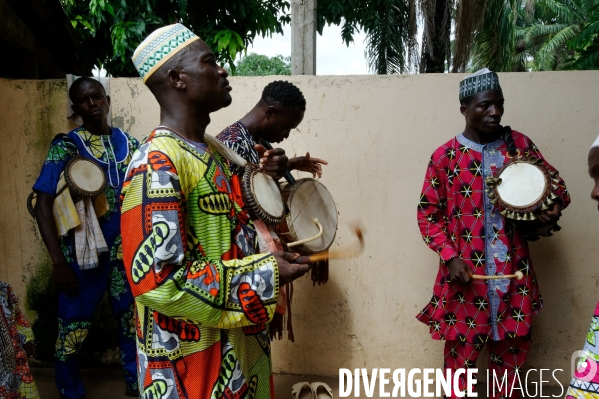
[291,0,317,75]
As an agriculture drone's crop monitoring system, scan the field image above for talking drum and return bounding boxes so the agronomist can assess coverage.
[485,155,562,239]
[64,157,107,198]
[276,178,338,255]
[27,156,107,217]
[241,166,286,225]
[203,133,286,225]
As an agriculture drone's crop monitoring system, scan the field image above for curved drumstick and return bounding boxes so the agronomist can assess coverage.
[295,225,364,264]
[471,271,524,281]
[287,218,323,248]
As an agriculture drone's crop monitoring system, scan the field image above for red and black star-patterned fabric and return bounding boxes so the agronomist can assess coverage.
[444,336,530,399]
[416,130,570,344]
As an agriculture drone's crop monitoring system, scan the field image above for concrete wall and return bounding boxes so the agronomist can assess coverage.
[2,72,599,383]
[0,79,76,301]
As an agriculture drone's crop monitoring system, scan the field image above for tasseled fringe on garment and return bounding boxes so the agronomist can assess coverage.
[268,253,329,341]
[269,282,294,341]
[311,254,329,285]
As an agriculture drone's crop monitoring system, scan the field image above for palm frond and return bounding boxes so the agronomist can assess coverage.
[535,25,580,68]
[452,0,486,71]
[524,23,570,42]
[470,0,519,71]
[534,0,579,21]
[418,0,454,72]
[364,0,419,74]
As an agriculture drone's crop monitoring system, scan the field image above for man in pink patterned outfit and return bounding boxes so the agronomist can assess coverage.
[416,69,570,398]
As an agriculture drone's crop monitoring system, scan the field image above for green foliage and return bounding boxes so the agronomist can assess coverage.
[317,0,363,46]
[362,0,417,74]
[60,0,291,76]
[463,0,599,71]
[511,0,597,71]
[60,0,599,76]
[422,0,599,72]
[231,54,291,76]
[470,0,519,71]
[567,3,599,69]
[26,261,119,365]
[62,0,419,76]
[318,0,418,74]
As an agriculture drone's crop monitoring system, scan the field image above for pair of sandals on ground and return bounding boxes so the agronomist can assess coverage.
[292,382,334,399]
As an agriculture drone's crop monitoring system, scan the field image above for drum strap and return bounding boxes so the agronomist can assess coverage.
[56,134,78,197]
[501,125,518,157]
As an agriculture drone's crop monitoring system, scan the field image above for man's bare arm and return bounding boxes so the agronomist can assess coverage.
[34,191,78,296]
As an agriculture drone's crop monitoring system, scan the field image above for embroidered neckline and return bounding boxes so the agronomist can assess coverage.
[456,133,504,153]
[72,127,130,188]
[73,127,130,164]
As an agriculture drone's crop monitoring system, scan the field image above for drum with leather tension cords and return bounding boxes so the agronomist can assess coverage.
[27,156,107,218]
[204,134,286,225]
[484,126,562,240]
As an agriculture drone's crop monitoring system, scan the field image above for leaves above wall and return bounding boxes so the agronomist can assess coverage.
[61,0,291,76]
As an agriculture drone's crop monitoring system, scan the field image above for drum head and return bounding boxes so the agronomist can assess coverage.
[67,158,106,196]
[496,162,547,208]
[251,170,285,221]
[287,179,338,254]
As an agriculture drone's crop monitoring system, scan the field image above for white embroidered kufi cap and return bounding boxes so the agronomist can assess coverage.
[132,23,200,83]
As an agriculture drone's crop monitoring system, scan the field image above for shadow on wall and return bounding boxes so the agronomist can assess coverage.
[26,261,123,366]
[273,275,356,375]
[529,230,579,365]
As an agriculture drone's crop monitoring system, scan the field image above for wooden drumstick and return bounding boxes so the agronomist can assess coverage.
[471,271,524,281]
[295,225,364,264]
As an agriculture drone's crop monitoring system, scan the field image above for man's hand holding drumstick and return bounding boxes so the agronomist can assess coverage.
[275,225,364,284]
[448,257,524,285]
[255,144,328,180]
[447,258,473,285]
[272,251,311,285]
[255,144,289,179]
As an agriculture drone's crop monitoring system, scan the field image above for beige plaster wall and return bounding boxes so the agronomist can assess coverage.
[0,79,76,306]
[1,72,599,384]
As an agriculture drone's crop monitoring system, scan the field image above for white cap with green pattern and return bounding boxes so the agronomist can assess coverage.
[132,23,200,83]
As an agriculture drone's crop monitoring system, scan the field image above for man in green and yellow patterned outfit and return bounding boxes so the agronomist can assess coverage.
[121,24,311,399]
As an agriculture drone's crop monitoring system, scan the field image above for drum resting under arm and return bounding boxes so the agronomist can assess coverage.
[485,127,563,240]
[204,134,286,225]
[27,156,107,218]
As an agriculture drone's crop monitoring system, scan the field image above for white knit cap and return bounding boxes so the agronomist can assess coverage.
[591,134,599,150]
[132,24,200,83]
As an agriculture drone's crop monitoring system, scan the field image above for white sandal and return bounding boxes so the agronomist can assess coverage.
[311,382,334,399]
[292,382,313,399]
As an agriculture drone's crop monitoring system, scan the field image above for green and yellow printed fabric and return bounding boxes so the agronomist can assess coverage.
[120,128,280,399]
